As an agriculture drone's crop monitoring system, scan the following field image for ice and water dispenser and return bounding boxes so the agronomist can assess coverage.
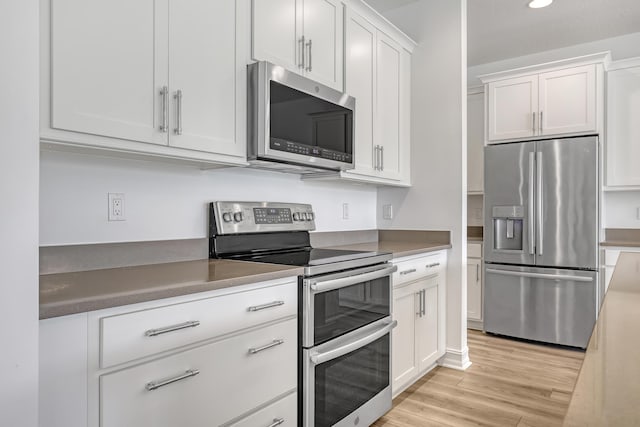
[492,206,525,251]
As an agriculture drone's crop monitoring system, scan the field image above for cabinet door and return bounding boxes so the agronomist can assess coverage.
[417,283,439,371]
[467,258,482,321]
[50,0,168,145]
[345,11,376,177]
[391,283,418,395]
[487,75,538,142]
[252,0,302,73]
[167,0,246,157]
[467,91,484,193]
[606,66,640,187]
[539,65,596,136]
[376,31,402,180]
[302,0,344,90]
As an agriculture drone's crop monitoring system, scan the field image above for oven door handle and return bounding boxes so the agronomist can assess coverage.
[308,265,397,293]
[309,320,397,365]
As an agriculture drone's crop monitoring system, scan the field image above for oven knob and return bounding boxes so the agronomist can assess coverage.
[233,212,243,222]
[308,212,314,221]
[293,212,300,221]
[301,212,308,221]
[222,212,233,223]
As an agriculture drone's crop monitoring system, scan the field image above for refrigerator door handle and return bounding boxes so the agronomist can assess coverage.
[528,152,535,255]
[486,268,594,283]
[536,151,544,255]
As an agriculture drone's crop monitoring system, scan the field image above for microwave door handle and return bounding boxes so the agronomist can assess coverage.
[310,320,397,365]
[308,265,397,293]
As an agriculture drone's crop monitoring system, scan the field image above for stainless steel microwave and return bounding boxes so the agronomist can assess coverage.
[247,61,355,173]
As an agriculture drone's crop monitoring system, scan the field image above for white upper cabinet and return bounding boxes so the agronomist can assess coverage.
[538,65,596,136]
[467,90,484,194]
[252,0,344,91]
[50,0,167,145]
[42,0,248,165]
[345,11,376,177]
[606,60,640,188]
[482,54,607,144]
[487,75,538,142]
[167,0,246,157]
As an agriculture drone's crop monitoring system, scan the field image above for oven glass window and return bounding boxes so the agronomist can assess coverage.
[269,81,353,161]
[314,276,390,346]
[314,334,390,427]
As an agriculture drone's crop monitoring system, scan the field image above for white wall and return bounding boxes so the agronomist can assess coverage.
[40,151,377,245]
[0,1,39,425]
[377,0,470,369]
[604,192,640,228]
[467,194,483,227]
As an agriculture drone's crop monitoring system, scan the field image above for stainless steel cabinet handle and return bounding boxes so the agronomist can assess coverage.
[528,152,535,255]
[416,291,422,316]
[400,268,417,275]
[306,39,313,72]
[174,89,183,135]
[539,110,543,133]
[145,320,200,337]
[380,146,384,171]
[267,418,285,427]
[532,112,536,134]
[299,36,305,69]
[248,339,284,355]
[476,263,479,282]
[426,263,440,268]
[486,268,594,282]
[247,300,285,312]
[421,289,426,316]
[160,86,168,132]
[374,145,380,170]
[145,369,199,391]
[536,151,544,255]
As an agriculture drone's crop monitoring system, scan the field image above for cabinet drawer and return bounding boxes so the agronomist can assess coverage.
[393,252,446,287]
[467,243,482,259]
[100,280,297,368]
[230,392,297,427]
[100,318,297,427]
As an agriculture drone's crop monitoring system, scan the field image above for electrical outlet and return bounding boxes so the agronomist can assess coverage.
[342,203,349,220]
[383,204,393,220]
[108,193,125,221]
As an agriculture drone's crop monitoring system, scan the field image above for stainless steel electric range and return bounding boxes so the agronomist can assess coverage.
[209,202,397,427]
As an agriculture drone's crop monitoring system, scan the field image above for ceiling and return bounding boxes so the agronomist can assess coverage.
[365,0,640,66]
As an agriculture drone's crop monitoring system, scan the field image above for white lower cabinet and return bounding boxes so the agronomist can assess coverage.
[391,251,447,397]
[39,277,299,427]
[467,243,483,329]
[101,318,297,427]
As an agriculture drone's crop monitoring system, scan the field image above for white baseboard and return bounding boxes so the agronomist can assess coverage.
[467,319,484,330]
[439,346,472,371]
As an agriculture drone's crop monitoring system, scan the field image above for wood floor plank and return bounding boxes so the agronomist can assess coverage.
[377,330,584,426]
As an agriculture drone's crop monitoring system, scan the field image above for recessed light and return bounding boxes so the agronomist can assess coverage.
[528,0,553,8]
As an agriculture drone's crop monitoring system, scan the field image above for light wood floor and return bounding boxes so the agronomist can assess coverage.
[373,330,585,427]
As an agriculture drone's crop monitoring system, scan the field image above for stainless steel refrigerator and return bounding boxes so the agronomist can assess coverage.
[483,135,600,349]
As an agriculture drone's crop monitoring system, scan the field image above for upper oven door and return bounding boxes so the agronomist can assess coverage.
[248,61,355,171]
[302,263,395,347]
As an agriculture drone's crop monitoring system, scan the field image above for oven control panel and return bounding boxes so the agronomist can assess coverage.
[211,201,315,235]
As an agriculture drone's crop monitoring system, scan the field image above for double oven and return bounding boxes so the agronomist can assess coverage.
[209,201,396,427]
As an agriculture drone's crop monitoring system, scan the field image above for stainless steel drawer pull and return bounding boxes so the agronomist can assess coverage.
[247,300,285,312]
[426,263,440,268]
[248,339,284,355]
[306,39,313,72]
[144,320,200,337]
[145,369,200,391]
[267,418,285,427]
[400,268,417,275]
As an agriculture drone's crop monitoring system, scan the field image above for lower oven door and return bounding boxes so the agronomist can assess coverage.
[303,263,396,347]
[303,317,397,427]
